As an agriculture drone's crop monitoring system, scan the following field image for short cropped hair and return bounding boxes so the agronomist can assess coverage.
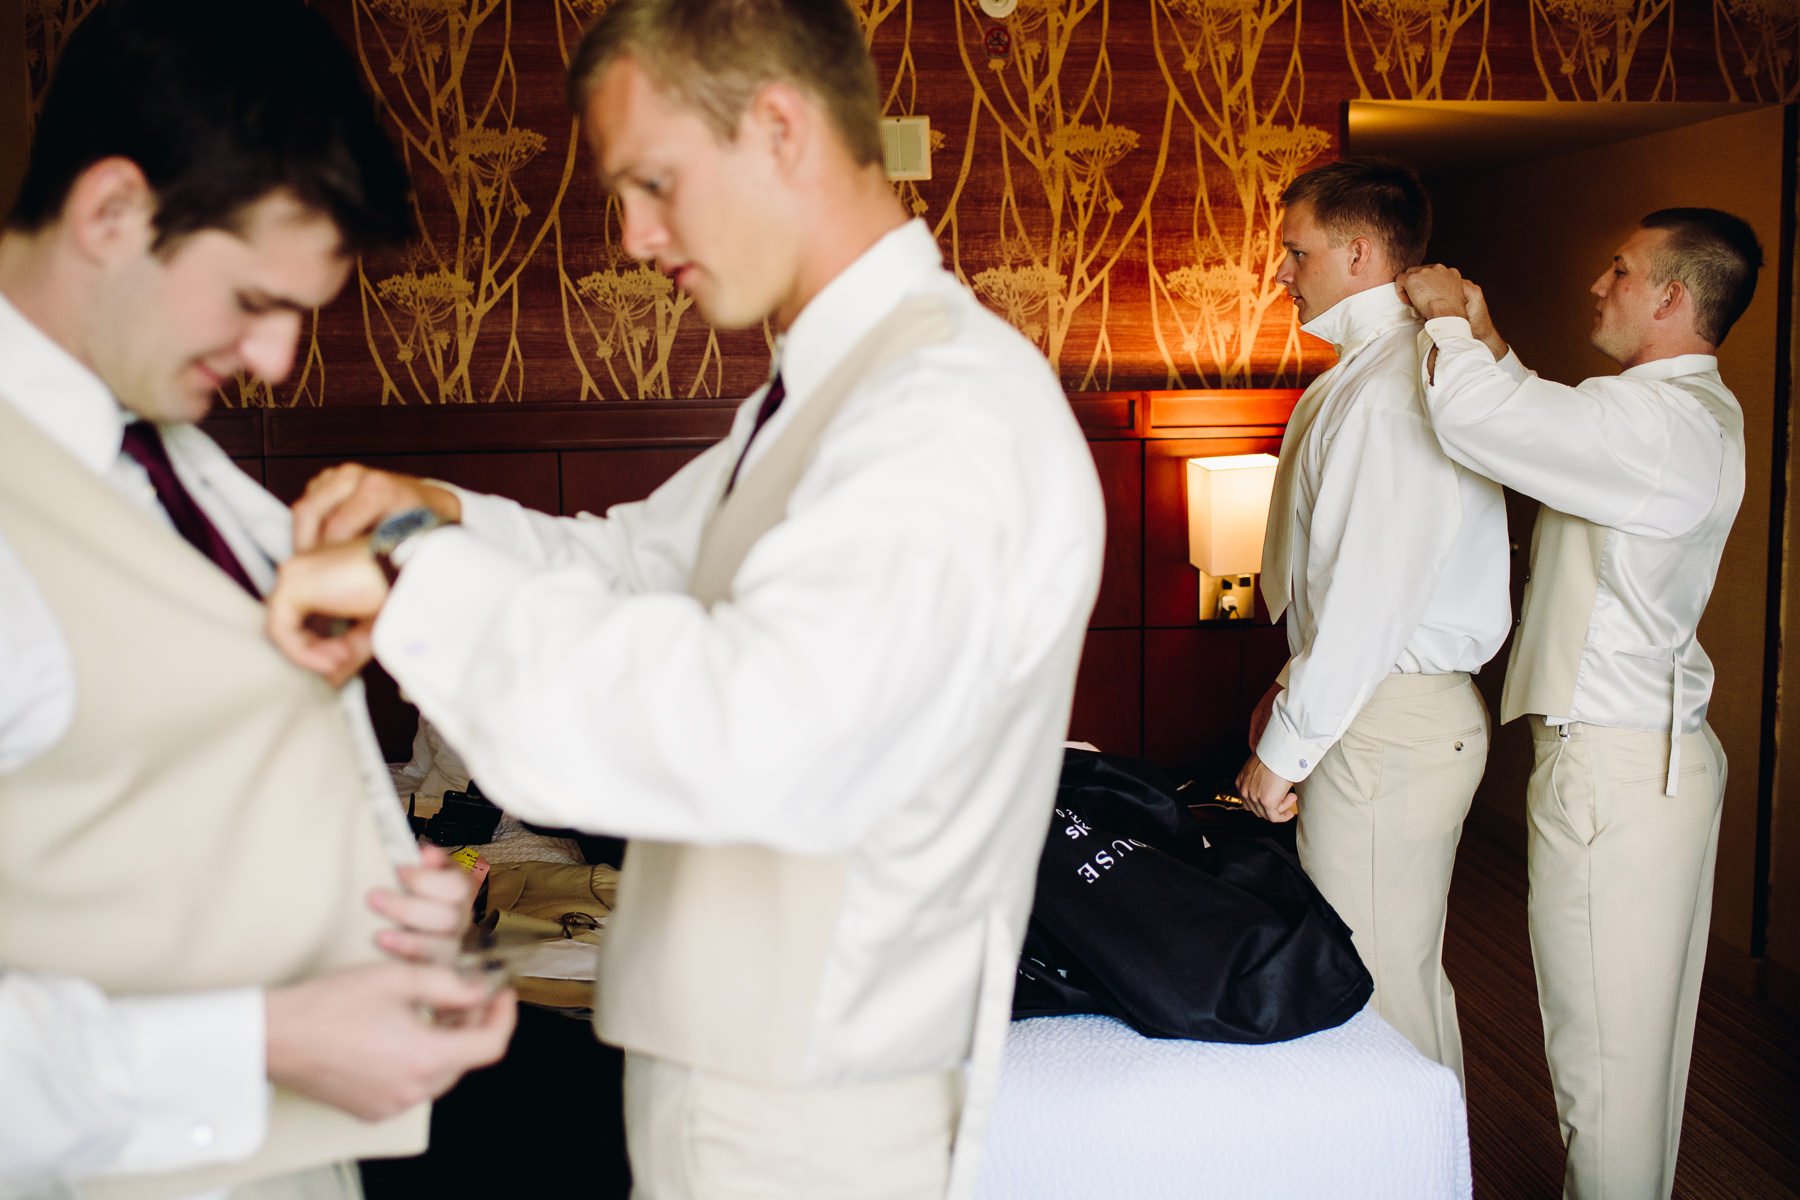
[1281,156,1432,272]
[1639,208,1763,347]
[567,0,883,169]
[10,0,412,256]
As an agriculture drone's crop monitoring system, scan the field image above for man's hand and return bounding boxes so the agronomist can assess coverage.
[293,464,461,554]
[370,844,479,966]
[1247,681,1282,751]
[1458,277,1508,361]
[1235,753,1298,823]
[266,542,389,686]
[1396,265,1470,321]
[265,961,514,1122]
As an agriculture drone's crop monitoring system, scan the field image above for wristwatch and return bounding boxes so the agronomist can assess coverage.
[369,506,450,584]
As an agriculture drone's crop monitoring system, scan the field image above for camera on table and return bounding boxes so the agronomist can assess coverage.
[415,779,504,848]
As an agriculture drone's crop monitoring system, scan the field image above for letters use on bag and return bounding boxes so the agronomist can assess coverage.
[1012,750,1373,1044]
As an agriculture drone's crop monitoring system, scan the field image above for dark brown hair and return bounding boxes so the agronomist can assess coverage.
[1640,207,1763,346]
[11,0,412,255]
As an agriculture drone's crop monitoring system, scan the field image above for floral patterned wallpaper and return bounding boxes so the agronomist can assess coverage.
[22,0,1799,404]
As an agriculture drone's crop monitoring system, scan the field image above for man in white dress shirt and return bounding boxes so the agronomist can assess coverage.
[1234,158,1510,1082]
[0,3,513,1197]
[1401,206,1761,1200]
[262,0,1106,1196]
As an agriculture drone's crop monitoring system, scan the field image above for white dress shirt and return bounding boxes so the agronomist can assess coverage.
[0,292,270,1193]
[1422,318,1726,538]
[1422,315,1739,734]
[371,215,1107,855]
[1256,287,1511,782]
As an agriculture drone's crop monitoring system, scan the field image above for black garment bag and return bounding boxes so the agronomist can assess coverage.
[1012,749,1372,1044]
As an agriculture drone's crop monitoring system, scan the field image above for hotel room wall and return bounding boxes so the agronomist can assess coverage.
[0,0,23,215]
[1424,107,1791,964]
[18,0,1791,407]
[13,1,1797,975]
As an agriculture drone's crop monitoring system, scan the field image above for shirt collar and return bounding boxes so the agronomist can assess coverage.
[770,218,943,405]
[1621,353,1719,381]
[1301,283,1417,355]
[0,288,130,474]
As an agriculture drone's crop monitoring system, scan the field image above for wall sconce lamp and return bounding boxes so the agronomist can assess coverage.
[1186,453,1279,622]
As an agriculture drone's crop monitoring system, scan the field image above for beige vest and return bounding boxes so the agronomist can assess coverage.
[1500,369,1745,791]
[0,397,426,1199]
[594,295,958,1084]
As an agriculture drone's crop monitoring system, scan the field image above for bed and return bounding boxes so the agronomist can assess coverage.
[976,1008,1472,1199]
[394,726,1473,1197]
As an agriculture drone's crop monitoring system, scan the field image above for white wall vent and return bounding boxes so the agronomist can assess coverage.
[881,116,932,182]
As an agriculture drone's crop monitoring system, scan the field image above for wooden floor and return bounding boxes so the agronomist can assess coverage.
[1446,831,1800,1199]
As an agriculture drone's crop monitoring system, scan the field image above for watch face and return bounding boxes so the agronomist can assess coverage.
[372,506,442,555]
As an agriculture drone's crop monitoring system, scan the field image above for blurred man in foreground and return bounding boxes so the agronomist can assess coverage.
[0,3,513,1196]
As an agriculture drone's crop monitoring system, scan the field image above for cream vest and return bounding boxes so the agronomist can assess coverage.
[596,292,1083,1199]
[596,296,964,1084]
[1500,367,1745,790]
[0,396,426,1199]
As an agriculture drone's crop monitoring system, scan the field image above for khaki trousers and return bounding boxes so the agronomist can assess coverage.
[1297,672,1488,1084]
[129,1163,360,1200]
[230,1165,361,1200]
[622,1053,958,1200]
[1527,720,1725,1200]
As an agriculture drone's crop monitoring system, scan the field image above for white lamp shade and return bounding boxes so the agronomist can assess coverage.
[1187,453,1279,577]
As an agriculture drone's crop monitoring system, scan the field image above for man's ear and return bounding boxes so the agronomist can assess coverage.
[1347,235,1376,276]
[62,157,156,266]
[1653,279,1686,322]
[743,81,810,177]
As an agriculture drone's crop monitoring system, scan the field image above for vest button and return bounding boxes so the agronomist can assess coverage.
[1454,741,1464,751]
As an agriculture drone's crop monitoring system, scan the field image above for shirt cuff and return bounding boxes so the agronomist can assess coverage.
[449,486,518,541]
[373,526,521,704]
[1253,708,1330,783]
[1423,315,1476,346]
[96,987,268,1177]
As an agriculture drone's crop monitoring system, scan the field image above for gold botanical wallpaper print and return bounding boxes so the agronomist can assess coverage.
[1714,0,1800,99]
[20,0,1763,403]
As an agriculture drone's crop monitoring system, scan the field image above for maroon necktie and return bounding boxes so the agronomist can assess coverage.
[118,422,262,601]
[722,374,786,498]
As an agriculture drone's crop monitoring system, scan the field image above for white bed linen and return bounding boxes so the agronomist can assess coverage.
[976,1008,1472,1200]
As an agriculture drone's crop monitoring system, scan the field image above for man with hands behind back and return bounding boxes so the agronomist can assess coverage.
[1235,157,1510,1085]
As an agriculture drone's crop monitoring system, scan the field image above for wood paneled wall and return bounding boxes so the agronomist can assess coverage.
[213,389,1299,774]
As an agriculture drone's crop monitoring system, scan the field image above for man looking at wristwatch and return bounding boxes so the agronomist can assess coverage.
[0,3,513,1195]
[263,0,1106,1193]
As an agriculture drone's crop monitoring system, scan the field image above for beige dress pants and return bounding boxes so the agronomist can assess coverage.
[1527,720,1726,1200]
[1296,672,1488,1084]
[622,1053,959,1200]
[229,1164,361,1200]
